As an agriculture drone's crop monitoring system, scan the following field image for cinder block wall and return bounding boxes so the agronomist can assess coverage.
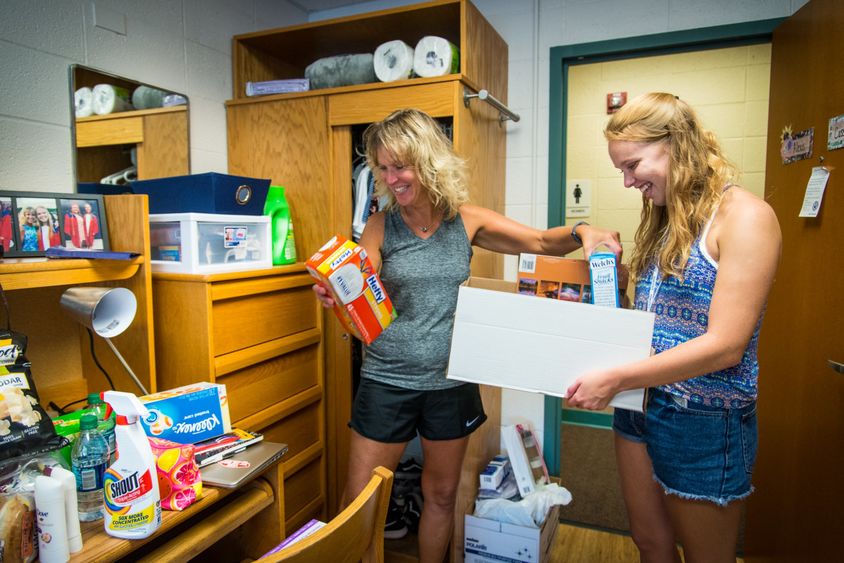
[0,0,307,193]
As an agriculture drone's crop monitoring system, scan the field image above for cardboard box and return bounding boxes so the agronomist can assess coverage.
[517,253,629,306]
[465,504,560,563]
[446,278,651,411]
[139,383,232,444]
[305,235,396,344]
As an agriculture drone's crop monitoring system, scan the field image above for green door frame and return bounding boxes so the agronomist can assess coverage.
[543,18,784,475]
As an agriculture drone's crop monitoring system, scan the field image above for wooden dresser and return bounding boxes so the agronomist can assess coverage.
[151,265,325,535]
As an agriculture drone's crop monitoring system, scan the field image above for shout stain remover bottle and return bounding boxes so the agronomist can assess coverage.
[101,391,161,539]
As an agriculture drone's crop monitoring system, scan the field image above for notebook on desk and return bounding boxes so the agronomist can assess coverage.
[200,441,288,488]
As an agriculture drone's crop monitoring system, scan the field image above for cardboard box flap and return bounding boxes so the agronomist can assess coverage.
[447,278,652,411]
[455,285,653,348]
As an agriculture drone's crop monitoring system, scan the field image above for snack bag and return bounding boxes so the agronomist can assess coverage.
[0,330,63,462]
[148,436,202,511]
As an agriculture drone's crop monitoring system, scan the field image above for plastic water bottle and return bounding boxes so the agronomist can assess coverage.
[86,393,116,462]
[71,413,109,522]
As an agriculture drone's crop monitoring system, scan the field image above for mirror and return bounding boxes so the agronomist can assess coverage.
[69,64,190,192]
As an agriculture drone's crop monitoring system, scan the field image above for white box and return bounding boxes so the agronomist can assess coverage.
[465,504,560,563]
[479,457,510,490]
[149,212,272,274]
[446,278,653,412]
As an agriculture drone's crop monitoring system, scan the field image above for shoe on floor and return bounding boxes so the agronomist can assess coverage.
[402,494,422,533]
[384,498,408,539]
[396,457,423,479]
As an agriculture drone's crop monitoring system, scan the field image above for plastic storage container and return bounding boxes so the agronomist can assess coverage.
[149,212,272,274]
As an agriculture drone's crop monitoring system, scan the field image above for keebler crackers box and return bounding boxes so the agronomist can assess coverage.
[517,253,629,307]
[306,235,396,344]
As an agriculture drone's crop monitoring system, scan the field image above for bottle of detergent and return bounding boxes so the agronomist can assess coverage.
[263,185,297,265]
[101,391,161,539]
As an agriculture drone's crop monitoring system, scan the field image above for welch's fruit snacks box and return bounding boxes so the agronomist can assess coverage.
[139,383,231,444]
[306,234,396,344]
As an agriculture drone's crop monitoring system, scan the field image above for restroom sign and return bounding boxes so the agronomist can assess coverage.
[565,179,592,218]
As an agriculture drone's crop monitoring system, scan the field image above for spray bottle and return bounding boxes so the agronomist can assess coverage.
[101,391,161,539]
[264,185,297,265]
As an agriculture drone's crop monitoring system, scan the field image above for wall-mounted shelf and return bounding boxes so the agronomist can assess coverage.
[0,257,142,290]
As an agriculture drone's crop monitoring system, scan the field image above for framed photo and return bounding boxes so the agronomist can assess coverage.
[0,191,109,258]
[58,197,109,251]
[0,196,15,254]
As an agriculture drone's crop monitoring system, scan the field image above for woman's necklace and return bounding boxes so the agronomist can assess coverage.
[403,209,438,233]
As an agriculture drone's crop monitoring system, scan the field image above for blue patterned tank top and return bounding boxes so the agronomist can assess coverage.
[634,218,762,408]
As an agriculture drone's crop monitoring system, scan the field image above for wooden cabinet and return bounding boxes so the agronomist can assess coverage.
[75,106,189,183]
[226,1,507,558]
[152,265,325,534]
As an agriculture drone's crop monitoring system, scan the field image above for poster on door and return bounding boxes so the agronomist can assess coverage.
[565,179,591,218]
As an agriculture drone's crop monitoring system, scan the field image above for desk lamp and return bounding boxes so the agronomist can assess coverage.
[60,286,148,395]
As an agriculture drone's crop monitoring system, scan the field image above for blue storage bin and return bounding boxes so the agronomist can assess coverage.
[131,172,271,215]
[77,182,134,195]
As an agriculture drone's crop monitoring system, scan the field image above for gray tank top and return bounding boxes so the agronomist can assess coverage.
[360,209,472,390]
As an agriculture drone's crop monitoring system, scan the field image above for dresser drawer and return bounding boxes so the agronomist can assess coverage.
[260,401,321,464]
[212,284,316,356]
[283,457,323,523]
[222,344,319,423]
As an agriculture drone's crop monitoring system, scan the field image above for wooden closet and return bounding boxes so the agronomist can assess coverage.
[225,1,509,557]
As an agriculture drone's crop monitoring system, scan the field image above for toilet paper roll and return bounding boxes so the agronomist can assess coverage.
[373,40,415,82]
[74,87,93,118]
[131,85,167,110]
[413,36,459,78]
[92,84,132,115]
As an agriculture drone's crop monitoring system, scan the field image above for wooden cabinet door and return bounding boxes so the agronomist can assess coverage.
[744,0,844,560]
[227,97,332,259]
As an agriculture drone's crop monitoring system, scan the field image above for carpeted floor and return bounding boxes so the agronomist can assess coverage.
[557,424,630,533]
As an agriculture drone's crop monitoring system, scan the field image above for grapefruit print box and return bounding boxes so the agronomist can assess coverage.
[306,235,396,344]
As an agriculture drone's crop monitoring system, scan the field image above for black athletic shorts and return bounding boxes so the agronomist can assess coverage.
[349,378,487,443]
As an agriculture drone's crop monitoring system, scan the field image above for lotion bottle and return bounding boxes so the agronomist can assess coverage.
[50,467,83,553]
[34,475,70,563]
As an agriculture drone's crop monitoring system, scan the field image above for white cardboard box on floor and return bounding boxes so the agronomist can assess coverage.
[446,278,653,412]
[464,504,560,563]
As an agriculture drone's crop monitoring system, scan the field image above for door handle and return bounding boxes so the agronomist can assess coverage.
[829,360,844,374]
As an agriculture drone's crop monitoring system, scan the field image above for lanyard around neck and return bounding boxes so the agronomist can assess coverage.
[646,265,662,313]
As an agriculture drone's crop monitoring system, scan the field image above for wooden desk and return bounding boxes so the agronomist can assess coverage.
[69,457,285,562]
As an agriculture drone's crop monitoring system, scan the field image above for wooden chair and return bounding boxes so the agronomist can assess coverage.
[261,466,393,563]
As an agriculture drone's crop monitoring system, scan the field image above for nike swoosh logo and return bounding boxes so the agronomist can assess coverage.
[465,416,480,428]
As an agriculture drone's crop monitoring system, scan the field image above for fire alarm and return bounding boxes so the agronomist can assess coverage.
[607,92,627,114]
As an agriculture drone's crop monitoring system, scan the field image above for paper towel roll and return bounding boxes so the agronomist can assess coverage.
[131,85,167,110]
[373,40,415,82]
[92,84,132,115]
[74,87,93,118]
[413,36,459,78]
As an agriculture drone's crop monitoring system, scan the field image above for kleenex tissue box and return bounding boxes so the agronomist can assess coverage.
[139,383,232,444]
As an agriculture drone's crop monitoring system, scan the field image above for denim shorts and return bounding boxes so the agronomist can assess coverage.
[613,388,758,506]
[350,378,487,443]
